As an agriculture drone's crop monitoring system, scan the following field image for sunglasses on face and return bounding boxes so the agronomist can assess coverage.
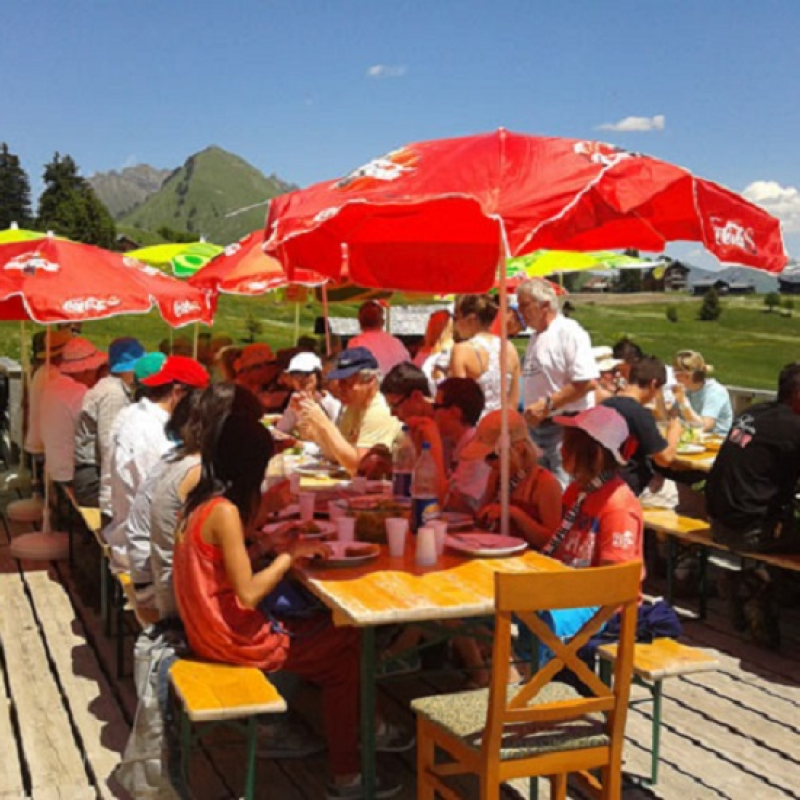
[387,394,410,412]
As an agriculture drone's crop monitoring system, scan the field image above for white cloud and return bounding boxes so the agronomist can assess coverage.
[597,114,665,133]
[366,64,407,79]
[742,180,800,233]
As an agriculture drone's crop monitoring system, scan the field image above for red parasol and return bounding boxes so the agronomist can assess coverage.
[0,237,214,326]
[265,129,787,293]
[188,230,326,295]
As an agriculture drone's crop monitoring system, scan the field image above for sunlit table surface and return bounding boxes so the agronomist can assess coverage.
[294,544,566,796]
[295,546,567,627]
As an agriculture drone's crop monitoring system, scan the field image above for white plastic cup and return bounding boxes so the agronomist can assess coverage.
[328,500,346,521]
[351,475,368,493]
[298,492,315,522]
[429,519,448,555]
[385,517,409,558]
[416,526,438,567]
[336,516,356,543]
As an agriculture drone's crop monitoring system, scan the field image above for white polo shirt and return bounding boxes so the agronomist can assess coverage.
[522,314,599,413]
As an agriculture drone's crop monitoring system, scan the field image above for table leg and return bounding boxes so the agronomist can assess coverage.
[361,626,377,798]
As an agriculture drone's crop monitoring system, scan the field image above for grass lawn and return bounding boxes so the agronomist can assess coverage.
[567,295,800,390]
[1,293,796,390]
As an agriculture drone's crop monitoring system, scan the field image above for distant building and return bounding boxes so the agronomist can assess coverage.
[581,276,613,293]
[778,267,800,295]
[727,281,756,295]
[643,262,690,292]
[691,278,729,296]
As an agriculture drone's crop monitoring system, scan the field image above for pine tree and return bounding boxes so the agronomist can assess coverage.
[698,287,722,321]
[0,143,33,229]
[37,153,116,248]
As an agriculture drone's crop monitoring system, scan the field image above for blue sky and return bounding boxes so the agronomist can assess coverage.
[4,0,800,264]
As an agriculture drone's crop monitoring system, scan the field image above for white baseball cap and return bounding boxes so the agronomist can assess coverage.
[554,406,629,464]
[592,345,623,374]
[287,351,322,373]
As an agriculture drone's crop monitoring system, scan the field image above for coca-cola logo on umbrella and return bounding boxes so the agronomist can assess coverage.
[4,252,60,275]
[336,147,419,191]
[711,218,757,255]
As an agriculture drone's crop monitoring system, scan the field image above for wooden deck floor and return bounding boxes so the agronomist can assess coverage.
[1,495,799,799]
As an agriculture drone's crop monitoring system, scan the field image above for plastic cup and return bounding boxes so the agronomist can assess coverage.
[298,492,315,522]
[429,519,448,555]
[336,516,356,543]
[351,475,368,493]
[416,526,438,567]
[328,500,346,521]
[385,517,409,558]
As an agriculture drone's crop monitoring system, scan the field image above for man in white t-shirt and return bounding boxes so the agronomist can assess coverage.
[517,278,598,487]
[348,300,410,376]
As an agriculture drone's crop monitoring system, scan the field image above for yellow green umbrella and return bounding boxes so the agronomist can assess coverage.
[0,224,50,244]
[127,240,223,277]
[506,249,663,281]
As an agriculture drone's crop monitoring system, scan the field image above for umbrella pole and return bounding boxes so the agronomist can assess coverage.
[322,283,331,356]
[498,240,510,539]
[192,322,199,359]
[293,300,300,344]
[18,320,31,479]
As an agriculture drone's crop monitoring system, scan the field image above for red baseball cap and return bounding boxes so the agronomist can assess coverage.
[140,355,209,388]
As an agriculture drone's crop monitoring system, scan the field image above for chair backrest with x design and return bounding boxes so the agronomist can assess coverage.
[484,562,641,776]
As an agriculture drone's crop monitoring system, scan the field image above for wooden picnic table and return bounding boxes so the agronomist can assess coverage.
[295,546,566,797]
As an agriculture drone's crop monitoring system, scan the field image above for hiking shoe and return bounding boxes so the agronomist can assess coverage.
[375,651,421,679]
[325,774,402,799]
[257,719,326,759]
[374,720,415,753]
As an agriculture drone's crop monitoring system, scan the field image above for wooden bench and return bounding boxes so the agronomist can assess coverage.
[643,508,800,620]
[170,659,287,800]
[598,637,720,785]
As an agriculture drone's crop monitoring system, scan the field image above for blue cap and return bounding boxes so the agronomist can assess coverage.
[326,346,379,380]
[109,337,145,374]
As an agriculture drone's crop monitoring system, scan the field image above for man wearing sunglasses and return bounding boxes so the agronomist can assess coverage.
[381,365,491,513]
[297,347,400,475]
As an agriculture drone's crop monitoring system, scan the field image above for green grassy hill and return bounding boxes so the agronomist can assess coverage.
[119,146,296,245]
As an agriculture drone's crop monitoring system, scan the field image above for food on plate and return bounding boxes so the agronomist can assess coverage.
[340,497,411,543]
[679,425,705,445]
[344,544,377,558]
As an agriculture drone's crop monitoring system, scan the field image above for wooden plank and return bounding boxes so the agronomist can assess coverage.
[598,638,719,681]
[23,570,130,800]
[0,667,26,796]
[0,554,90,793]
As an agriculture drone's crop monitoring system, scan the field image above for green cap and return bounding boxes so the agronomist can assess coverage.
[134,352,167,382]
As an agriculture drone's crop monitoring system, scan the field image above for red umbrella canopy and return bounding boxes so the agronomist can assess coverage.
[188,230,326,295]
[0,237,214,326]
[265,129,787,294]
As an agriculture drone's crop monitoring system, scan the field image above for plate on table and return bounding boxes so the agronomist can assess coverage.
[439,511,474,530]
[312,541,381,568]
[295,462,350,480]
[445,532,528,557]
[677,443,706,455]
[262,519,337,540]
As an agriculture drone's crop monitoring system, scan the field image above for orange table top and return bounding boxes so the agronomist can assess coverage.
[295,547,567,628]
[672,449,715,472]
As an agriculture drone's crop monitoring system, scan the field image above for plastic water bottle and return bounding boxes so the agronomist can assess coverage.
[411,442,440,532]
[392,425,415,498]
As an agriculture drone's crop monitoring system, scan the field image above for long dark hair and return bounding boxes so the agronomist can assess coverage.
[183,385,273,526]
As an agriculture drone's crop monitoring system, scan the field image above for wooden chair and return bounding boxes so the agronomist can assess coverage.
[412,561,641,800]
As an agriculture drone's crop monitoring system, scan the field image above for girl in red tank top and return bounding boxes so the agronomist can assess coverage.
[172,401,372,789]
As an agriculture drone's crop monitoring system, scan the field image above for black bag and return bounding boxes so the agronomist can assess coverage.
[259,577,324,620]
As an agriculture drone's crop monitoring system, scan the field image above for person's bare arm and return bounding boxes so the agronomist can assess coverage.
[524,379,597,426]
[507,343,521,408]
[449,342,474,379]
[652,417,682,466]
[297,399,361,474]
[210,502,328,609]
